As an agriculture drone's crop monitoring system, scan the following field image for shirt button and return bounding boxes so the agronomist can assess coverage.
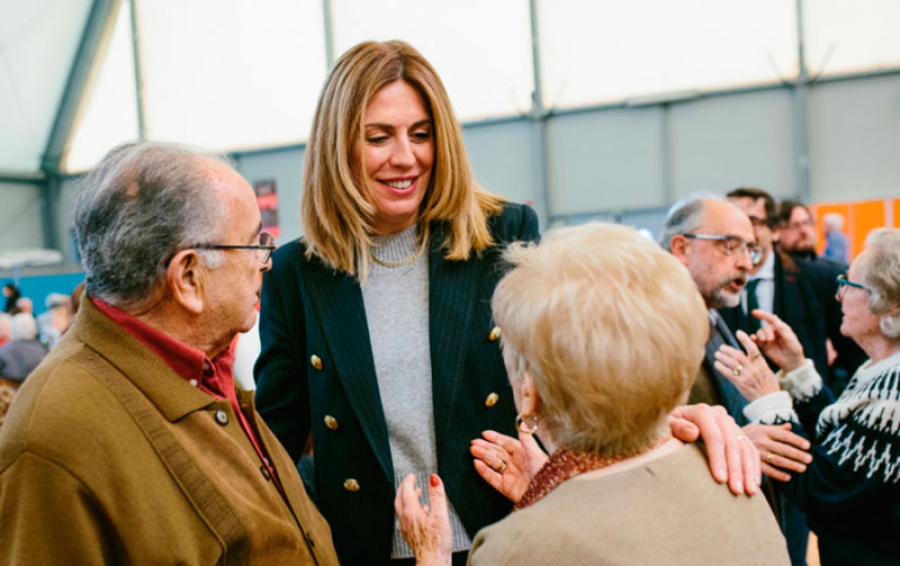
[324,415,339,430]
[485,392,500,407]
[189,379,198,387]
[260,465,271,481]
[488,326,502,342]
[343,478,360,492]
[215,410,229,425]
[310,355,323,370]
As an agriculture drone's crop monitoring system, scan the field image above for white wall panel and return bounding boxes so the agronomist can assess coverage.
[669,90,795,200]
[808,75,900,202]
[805,1,900,76]
[546,107,666,214]
[136,0,326,152]
[0,0,92,172]
[331,0,534,121]
[0,183,44,250]
[463,120,536,207]
[538,0,797,109]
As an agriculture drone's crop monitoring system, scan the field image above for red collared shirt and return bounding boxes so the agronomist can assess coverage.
[91,298,283,493]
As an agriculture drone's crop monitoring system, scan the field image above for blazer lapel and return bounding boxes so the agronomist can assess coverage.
[303,261,393,482]
[428,225,482,445]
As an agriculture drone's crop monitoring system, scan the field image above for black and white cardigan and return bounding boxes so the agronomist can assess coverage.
[743,350,900,564]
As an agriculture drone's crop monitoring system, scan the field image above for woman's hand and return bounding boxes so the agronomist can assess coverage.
[715,329,781,401]
[669,404,760,496]
[742,423,812,482]
[394,474,452,566]
[470,430,548,504]
[749,310,806,373]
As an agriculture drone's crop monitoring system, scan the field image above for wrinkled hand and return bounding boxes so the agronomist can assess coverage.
[394,474,452,566]
[715,329,780,401]
[743,423,812,482]
[471,430,547,504]
[669,404,760,496]
[749,310,806,373]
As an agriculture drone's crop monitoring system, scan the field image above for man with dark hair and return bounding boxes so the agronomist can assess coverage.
[0,142,339,564]
[721,187,865,566]
[776,200,847,270]
[723,188,863,393]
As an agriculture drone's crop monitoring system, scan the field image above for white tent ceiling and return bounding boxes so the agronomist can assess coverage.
[2,0,899,176]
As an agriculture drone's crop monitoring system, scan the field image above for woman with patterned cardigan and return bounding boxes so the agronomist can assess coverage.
[716,227,900,565]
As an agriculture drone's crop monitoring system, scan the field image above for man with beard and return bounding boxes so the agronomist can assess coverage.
[662,196,812,564]
[724,189,864,395]
[660,197,759,422]
[776,200,847,270]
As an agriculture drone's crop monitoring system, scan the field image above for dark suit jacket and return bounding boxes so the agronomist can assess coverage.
[719,251,865,394]
[254,203,539,565]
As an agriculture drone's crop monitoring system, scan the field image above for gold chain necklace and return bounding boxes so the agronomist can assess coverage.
[370,239,427,268]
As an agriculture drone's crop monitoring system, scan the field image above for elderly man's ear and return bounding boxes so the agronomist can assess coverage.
[668,235,690,266]
[166,250,207,315]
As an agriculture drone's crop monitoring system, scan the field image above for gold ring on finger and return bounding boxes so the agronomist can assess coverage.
[750,351,762,361]
[732,364,743,377]
[764,453,775,464]
[497,461,508,474]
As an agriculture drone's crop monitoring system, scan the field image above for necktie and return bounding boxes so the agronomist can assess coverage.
[745,278,761,333]
[704,312,749,425]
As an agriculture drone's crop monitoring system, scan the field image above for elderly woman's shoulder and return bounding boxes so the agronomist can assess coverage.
[469,444,789,566]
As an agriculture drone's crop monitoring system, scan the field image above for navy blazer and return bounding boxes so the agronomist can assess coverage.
[719,251,865,394]
[255,203,539,564]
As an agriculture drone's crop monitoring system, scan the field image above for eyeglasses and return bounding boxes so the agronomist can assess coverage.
[192,231,276,264]
[682,234,763,264]
[835,273,870,300]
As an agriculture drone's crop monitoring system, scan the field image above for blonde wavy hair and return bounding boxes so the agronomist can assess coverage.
[492,223,708,456]
[301,40,505,279]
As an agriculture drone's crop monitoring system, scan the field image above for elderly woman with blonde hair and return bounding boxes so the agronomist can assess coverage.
[396,223,789,565]
[717,227,900,565]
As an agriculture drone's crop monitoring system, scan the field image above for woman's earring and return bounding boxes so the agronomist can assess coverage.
[515,414,538,435]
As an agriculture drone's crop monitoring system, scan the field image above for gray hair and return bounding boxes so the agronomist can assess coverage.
[74,142,230,308]
[860,228,900,339]
[10,313,38,341]
[823,212,845,230]
[659,193,723,251]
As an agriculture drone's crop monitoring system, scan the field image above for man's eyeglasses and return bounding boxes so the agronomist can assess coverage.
[836,273,870,300]
[192,231,276,264]
[682,234,763,264]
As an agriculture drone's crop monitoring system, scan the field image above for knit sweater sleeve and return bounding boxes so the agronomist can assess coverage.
[777,355,900,528]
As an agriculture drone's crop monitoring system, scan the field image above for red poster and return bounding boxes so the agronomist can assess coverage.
[253,180,280,238]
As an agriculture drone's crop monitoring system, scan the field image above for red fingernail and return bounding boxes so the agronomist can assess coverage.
[430,474,440,487]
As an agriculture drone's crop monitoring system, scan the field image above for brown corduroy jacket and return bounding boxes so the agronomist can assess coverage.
[0,298,338,565]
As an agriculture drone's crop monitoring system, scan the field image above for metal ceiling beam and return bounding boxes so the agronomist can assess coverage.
[38,0,119,253]
[40,0,120,175]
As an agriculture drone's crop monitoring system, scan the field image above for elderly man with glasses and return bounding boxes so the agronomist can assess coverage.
[0,142,339,565]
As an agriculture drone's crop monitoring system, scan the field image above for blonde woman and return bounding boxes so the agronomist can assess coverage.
[396,223,788,565]
[257,41,759,564]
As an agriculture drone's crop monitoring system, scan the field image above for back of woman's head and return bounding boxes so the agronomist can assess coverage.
[860,227,900,339]
[492,223,708,456]
[302,40,503,278]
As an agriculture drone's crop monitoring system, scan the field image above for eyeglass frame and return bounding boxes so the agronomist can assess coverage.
[680,233,763,265]
[190,231,276,264]
[835,273,871,300]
